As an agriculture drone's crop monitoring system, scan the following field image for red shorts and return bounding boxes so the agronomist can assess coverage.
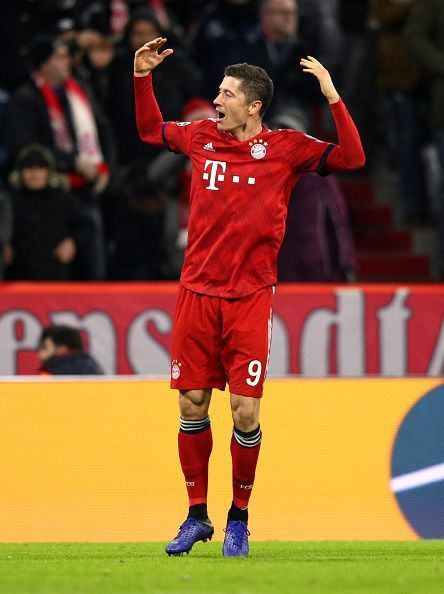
[170,285,275,397]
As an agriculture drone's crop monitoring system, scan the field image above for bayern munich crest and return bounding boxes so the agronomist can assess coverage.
[171,359,182,379]
[249,139,267,159]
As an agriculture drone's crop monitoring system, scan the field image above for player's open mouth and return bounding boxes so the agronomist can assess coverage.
[217,111,225,120]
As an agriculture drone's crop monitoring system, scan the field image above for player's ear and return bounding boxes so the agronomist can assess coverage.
[249,100,262,116]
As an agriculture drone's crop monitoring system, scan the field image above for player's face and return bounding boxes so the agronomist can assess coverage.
[213,77,252,133]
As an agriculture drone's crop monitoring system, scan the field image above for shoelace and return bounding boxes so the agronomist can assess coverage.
[224,522,250,547]
[175,518,199,539]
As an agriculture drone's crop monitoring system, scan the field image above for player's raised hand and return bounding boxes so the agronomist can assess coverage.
[300,56,340,104]
[134,37,174,76]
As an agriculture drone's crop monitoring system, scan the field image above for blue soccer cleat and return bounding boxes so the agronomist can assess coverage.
[165,518,214,556]
[222,520,250,557]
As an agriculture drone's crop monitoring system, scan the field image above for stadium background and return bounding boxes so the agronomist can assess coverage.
[0,0,443,548]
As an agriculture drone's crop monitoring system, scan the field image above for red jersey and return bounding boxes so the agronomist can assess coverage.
[135,75,365,297]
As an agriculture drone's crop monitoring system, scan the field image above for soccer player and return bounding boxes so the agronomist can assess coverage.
[134,37,365,557]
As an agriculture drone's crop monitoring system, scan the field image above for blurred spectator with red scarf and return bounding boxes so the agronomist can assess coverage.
[5,34,116,279]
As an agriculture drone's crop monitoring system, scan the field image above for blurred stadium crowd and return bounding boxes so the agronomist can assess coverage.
[0,0,443,282]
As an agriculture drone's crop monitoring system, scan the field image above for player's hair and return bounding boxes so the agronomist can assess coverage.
[40,325,84,351]
[224,63,274,117]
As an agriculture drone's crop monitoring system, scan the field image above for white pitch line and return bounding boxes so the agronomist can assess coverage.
[391,462,444,493]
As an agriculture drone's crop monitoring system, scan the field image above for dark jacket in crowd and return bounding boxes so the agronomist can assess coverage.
[41,352,104,375]
[371,0,422,92]
[5,78,115,173]
[405,0,444,127]
[107,171,166,280]
[241,38,320,116]
[110,46,202,165]
[8,186,93,281]
[278,173,356,282]
[339,0,370,33]
[191,0,261,100]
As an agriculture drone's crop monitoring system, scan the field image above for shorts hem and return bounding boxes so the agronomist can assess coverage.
[229,388,264,399]
[170,382,226,392]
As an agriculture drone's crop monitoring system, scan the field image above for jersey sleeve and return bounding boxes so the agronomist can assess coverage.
[281,130,335,175]
[134,74,208,156]
[162,120,206,157]
[280,97,365,175]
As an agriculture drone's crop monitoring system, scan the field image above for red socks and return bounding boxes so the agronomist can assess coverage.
[231,425,262,509]
[178,419,262,512]
[178,417,212,506]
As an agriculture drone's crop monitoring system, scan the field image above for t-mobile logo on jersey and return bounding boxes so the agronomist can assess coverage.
[203,159,227,190]
[202,159,255,190]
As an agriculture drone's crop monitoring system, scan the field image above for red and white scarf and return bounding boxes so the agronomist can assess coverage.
[33,74,108,175]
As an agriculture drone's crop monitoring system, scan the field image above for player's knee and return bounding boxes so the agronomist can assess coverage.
[179,390,210,419]
[231,398,259,432]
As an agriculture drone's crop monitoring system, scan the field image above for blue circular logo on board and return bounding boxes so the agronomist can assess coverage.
[391,384,444,538]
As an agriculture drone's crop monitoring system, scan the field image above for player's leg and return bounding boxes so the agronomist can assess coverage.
[230,393,261,512]
[220,287,274,556]
[166,388,215,556]
[166,287,225,556]
[178,389,213,520]
[222,393,261,556]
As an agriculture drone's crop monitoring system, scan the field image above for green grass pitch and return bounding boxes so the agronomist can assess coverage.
[1,541,443,594]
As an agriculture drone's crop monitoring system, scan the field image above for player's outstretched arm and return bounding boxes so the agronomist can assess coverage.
[300,56,365,170]
[134,37,174,76]
[134,38,173,145]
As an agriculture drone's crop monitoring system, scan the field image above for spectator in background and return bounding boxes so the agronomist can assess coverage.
[0,0,117,92]
[372,0,429,227]
[241,0,319,122]
[125,0,189,50]
[108,96,217,280]
[5,144,93,282]
[38,325,104,375]
[74,32,115,117]
[405,1,444,276]
[5,35,115,280]
[277,173,357,281]
[190,0,261,100]
[337,0,376,162]
[167,0,211,32]
[110,7,202,167]
[298,0,343,77]
[107,170,166,280]
[126,0,171,31]
[270,110,357,281]
[0,0,75,93]
[110,5,204,273]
